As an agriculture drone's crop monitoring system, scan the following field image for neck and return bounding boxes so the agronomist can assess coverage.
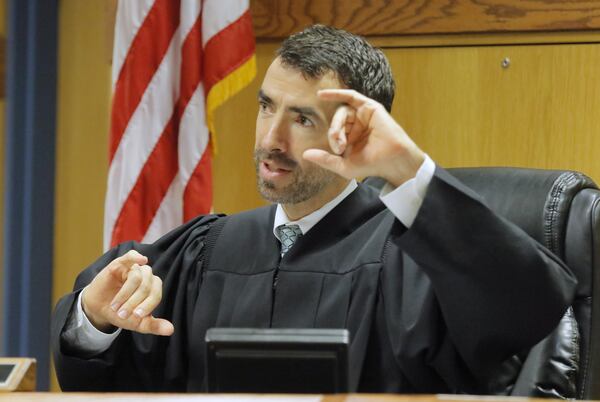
[282,178,350,221]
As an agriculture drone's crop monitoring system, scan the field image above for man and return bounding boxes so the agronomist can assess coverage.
[52,25,576,393]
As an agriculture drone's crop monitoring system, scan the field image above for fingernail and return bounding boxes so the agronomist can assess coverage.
[111,303,120,312]
[134,308,145,318]
[118,309,129,319]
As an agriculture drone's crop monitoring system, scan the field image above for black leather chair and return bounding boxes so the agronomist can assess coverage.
[366,167,600,398]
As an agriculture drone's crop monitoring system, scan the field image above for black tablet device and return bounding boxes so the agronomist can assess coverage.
[205,328,349,393]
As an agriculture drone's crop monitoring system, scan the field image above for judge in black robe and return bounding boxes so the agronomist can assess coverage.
[52,167,576,393]
[51,24,577,394]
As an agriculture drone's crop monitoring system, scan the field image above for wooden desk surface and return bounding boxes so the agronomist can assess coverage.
[0,394,544,402]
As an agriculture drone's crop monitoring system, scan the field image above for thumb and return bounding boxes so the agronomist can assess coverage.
[303,149,346,176]
[139,316,175,336]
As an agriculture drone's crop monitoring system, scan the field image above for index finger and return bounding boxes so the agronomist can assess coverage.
[318,89,371,109]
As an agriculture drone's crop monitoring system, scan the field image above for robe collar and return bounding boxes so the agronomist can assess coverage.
[276,182,387,262]
[272,179,358,241]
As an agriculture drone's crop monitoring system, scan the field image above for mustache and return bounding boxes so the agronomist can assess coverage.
[254,149,298,170]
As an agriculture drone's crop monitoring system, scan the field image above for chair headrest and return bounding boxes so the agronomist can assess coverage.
[448,167,597,259]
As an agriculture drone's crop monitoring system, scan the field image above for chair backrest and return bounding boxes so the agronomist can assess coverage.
[447,167,600,399]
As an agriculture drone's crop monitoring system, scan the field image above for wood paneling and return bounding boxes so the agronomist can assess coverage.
[389,42,600,182]
[52,0,113,390]
[369,31,600,49]
[251,0,600,38]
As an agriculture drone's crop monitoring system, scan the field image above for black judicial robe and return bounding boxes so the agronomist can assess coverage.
[52,167,577,393]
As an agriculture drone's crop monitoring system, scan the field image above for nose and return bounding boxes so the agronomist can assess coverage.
[259,114,288,153]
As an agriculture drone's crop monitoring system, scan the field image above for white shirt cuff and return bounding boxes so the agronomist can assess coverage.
[62,287,121,356]
[379,154,435,227]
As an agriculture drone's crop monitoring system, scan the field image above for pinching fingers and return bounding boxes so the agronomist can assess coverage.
[107,249,148,279]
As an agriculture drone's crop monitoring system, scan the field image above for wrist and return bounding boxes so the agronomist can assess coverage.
[81,292,114,333]
[383,146,426,188]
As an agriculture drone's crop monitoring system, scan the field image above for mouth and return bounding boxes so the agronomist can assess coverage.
[260,160,293,180]
[265,159,293,172]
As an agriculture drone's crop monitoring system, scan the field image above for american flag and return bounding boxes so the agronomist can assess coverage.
[104,0,255,250]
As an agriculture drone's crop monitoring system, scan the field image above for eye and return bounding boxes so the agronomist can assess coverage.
[296,114,314,128]
[258,100,271,114]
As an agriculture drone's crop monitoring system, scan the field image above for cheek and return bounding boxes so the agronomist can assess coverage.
[297,133,330,154]
[289,134,329,165]
[291,125,329,149]
[254,117,268,147]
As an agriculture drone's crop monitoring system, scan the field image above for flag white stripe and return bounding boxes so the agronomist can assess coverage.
[179,83,209,184]
[180,0,202,40]
[112,0,155,89]
[201,0,248,47]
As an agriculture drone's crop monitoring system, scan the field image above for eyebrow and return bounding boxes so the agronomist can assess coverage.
[257,89,324,124]
[258,89,272,104]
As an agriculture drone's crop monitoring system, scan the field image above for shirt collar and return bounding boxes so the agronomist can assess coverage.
[273,179,358,241]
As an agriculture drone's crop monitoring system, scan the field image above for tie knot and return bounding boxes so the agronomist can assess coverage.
[276,224,303,255]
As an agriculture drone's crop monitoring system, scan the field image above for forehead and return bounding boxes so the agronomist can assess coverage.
[260,58,343,105]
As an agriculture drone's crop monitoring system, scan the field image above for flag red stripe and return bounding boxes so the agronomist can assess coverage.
[183,146,213,221]
[109,0,180,162]
[111,115,179,245]
[111,13,204,246]
[203,10,255,95]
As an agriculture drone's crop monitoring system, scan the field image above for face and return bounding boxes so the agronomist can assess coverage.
[255,58,345,205]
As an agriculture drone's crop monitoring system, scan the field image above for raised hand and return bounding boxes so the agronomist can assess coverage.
[303,89,426,187]
[81,250,174,336]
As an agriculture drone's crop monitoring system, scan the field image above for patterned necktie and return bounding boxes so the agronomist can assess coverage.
[276,224,303,256]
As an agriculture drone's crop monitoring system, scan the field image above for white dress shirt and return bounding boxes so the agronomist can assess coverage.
[64,155,436,355]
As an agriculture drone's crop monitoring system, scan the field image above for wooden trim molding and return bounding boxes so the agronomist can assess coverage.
[251,0,600,39]
[103,2,600,61]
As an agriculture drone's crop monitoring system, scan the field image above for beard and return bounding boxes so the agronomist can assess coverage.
[254,148,337,204]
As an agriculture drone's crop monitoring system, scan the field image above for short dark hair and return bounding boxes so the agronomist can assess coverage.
[277,24,395,112]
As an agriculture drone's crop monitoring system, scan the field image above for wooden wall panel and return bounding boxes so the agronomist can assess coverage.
[52,2,112,391]
[389,43,600,182]
[251,0,600,38]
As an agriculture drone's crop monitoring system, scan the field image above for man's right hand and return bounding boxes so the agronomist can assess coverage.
[81,250,174,336]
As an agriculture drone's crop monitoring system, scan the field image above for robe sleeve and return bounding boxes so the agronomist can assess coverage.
[51,214,221,391]
[393,166,577,387]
